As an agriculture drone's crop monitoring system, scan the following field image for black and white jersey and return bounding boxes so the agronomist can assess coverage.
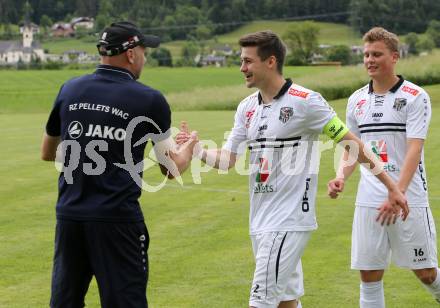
[347,76,431,208]
[224,79,336,234]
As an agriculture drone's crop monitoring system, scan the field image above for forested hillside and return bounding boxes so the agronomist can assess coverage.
[1,0,439,41]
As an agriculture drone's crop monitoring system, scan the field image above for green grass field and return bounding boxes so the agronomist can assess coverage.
[1,50,439,113]
[0,82,440,307]
[162,21,361,60]
[41,36,99,55]
[216,21,361,46]
[40,21,360,59]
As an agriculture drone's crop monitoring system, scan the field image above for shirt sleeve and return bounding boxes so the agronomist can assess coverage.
[346,95,361,137]
[45,85,64,137]
[222,103,247,155]
[305,92,337,134]
[406,91,431,139]
[149,92,172,143]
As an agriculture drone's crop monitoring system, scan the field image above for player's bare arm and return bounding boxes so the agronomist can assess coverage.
[338,131,409,222]
[328,148,358,199]
[176,121,238,170]
[322,116,407,219]
[41,133,60,161]
[397,138,424,193]
[322,113,408,222]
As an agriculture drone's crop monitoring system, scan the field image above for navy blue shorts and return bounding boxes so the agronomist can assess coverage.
[50,220,149,308]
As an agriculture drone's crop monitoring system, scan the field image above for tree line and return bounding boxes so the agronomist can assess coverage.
[1,0,438,40]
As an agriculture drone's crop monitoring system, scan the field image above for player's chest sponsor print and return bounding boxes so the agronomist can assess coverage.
[252,152,279,194]
[368,139,399,172]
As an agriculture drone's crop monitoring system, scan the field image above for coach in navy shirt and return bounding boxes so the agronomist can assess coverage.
[41,21,197,308]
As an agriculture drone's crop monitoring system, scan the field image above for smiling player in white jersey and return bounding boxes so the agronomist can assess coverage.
[177,30,408,308]
[328,27,440,307]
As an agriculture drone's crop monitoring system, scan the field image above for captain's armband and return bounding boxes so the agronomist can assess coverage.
[322,116,349,143]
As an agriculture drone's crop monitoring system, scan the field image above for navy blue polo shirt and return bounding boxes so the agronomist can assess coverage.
[45,64,171,222]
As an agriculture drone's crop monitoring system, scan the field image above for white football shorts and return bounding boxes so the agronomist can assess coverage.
[351,206,438,270]
[249,231,311,308]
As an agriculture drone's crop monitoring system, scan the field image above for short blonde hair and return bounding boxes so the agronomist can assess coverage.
[363,27,399,52]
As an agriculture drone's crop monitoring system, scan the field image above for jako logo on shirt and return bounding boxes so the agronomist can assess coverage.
[68,121,84,139]
[254,157,274,193]
[85,124,126,141]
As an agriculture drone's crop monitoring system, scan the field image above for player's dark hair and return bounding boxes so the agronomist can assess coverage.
[239,30,286,74]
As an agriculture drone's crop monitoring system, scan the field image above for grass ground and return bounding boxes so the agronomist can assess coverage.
[38,21,359,59]
[216,21,361,46]
[1,50,439,113]
[162,21,361,60]
[41,36,98,54]
[0,84,439,307]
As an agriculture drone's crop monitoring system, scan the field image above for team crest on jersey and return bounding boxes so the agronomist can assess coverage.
[393,98,407,111]
[279,107,294,123]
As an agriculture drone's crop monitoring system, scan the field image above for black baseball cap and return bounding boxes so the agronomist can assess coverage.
[97,21,160,56]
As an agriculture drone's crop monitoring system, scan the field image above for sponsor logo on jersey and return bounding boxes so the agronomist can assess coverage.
[245,109,255,128]
[68,121,84,139]
[369,140,399,172]
[302,178,311,212]
[355,99,367,116]
[257,124,267,137]
[372,112,383,121]
[279,106,294,123]
[288,88,309,98]
[402,85,419,96]
[370,140,388,162]
[393,98,407,111]
[85,124,126,141]
[254,157,274,193]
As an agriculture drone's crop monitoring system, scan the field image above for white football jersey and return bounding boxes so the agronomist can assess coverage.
[224,79,336,234]
[347,77,431,208]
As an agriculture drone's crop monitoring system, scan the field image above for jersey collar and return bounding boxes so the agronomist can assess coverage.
[368,75,404,94]
[95,64,136,80]
[258,78,293,104]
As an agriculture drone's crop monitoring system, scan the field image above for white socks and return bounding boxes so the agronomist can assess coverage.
[423,268,440,302]
[360,280,385,308]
